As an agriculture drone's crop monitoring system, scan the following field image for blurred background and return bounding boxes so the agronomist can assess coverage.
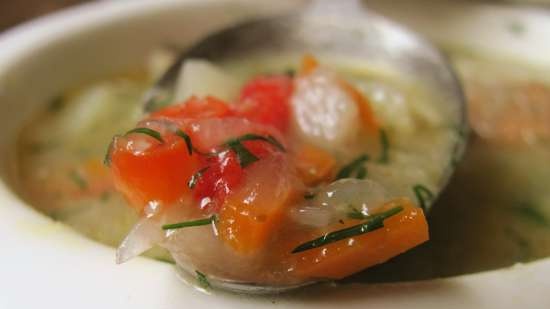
[0,0,88,31]
[1,0,549,33]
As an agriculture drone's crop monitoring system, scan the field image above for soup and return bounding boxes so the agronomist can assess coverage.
[15,46,548,287]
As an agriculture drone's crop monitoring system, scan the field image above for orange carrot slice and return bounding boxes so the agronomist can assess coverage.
[217,158,302,254]
[286,198,428,280]
[293,144,336,185]
[340,80,379,133]
[110,134,199,212]
[300,54,319,75]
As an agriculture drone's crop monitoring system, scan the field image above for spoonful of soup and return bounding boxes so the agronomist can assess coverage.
[106,0,467,293]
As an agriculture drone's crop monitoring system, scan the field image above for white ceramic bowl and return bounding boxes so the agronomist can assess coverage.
[1,0,549,308]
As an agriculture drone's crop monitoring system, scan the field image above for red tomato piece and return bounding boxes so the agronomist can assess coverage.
[150,96,233,120]
[191,139,283,212]
[236,75,293,132]
[192,150,243,211]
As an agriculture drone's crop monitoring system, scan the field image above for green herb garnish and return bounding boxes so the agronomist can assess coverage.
[144,91,173,113]
[304,192,316,200]
[510,203,549,227]
[347,205,366,220]
[336,154,369,180]
[125,127,164,143]
[508,21,526,36]
[195,270,211,289]
[291,206,403,253]
[227,133,286,151]
[100,191,111,202]
[413,184,434,211]
[378,129,389,164]
[188,167,209,189]
[103,135,118,166]
[162,215,217,230]
[175,129,193,155]
[504,227,532,262]
[224,134,285,168]
[227,142,259,167]
[69,170,88,190]
[48,96,65,112]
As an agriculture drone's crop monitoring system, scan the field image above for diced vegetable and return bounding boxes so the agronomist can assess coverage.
[236,75,293,132]
[285,198,428,279]
[150,96,233,120]
[291,68,361,151]
[192,150,244,211]
[174,59,240,103]
[291,178,389,228]
[300,54,319,76]
[217,155,303,253]
[293,144,336,185]
[340,80,379,133]
[110,132,199,212]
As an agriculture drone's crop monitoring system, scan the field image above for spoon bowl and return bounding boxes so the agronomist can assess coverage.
[141,0,467,293]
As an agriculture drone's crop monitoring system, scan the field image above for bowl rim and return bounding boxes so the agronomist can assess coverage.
[0,0,549,307]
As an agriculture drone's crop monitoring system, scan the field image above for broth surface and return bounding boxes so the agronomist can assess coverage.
[15,48,550,281]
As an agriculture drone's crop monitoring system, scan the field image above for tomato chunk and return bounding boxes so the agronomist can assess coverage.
[192,150,244,211]
[150,96,233,120]
[236,75,293,132]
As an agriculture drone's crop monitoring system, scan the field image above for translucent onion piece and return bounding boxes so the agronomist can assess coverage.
[292,178,388,227]
[116,214,164,264]
[175,59,240,102]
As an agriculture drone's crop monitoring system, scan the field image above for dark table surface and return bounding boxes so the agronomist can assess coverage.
[0,0,89,32]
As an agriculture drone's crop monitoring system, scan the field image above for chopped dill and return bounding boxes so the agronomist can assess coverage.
[125,127,164,143]
[413,184,434,211]
[227,141,259,167]
[510,203,549,227]
[103,135,119,166]
[188,167,209,189]
[504,227,532,262]
[196,270,211,289]
[224,133,285,168]
[508,21,526,36]
[175,129,193,155]
[378,129,389,164]
[336,154,369,180]
[69,170,88,190]
[100,191,111,202]
[47,96,65,113]
[162,215,217,230]
[291,206,403,253]
[304,192,316,200]
[347,205,366,220]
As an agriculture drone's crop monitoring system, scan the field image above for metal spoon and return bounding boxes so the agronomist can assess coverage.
[141,0,468,293]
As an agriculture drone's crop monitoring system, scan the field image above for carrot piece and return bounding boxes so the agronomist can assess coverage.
[340,80,379,133]
[293,144,336,185]
[217,158,302,254]
[300,54,319,75]
[286,198,428,280]
[110,134,199,212]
